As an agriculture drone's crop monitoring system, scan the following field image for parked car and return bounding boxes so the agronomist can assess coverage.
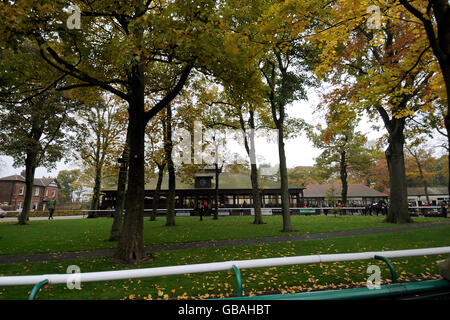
[0,208,6,218]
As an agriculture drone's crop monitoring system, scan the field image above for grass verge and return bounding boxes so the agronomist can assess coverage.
[0,216,447,255]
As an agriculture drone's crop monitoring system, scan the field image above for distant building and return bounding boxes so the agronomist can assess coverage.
[0,170,59,211]
[406,187,449,206]
[302,184,388,207]
[102,171,305,209]
[101,171,387,209]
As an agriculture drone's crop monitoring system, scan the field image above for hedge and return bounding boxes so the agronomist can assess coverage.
[5,210,85,217]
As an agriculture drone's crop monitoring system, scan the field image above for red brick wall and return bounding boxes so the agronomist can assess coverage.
[45,186,58,200]
[0,181,15,204]
[5,182,26,210]
[0,179,59,210]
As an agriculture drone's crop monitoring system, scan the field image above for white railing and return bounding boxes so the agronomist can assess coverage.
[0,246,449,286]
[79,206,445,218]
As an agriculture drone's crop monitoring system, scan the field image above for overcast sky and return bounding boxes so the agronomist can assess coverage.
[0,89,383,178]
[2,89,445,179]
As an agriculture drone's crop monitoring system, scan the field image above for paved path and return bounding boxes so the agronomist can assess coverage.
[1,221,449,265]
[0,215,85,223]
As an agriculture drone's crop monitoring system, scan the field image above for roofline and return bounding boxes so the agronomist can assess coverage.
[0,175,58,187]
[102,187,306,192]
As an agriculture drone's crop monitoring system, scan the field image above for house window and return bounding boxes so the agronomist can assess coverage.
[19,186,24,195]
[32,202,38,210]
[52,190,56,198]
[45,188,48,197]
[34,187,40,196]
[17,202,23,209]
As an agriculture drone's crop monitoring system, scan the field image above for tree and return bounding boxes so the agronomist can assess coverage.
[259,45,316,231]
[163,104,176,227]
[288,166,326,186]
[315,5,439,223]
[0,92,80,224]
[77,97,127,218]
[355,143,389,191]
[432,154,449,186]
[254,0,322,231]
[108,130,129,242]
[397,0,450,196]
[308,113,374,205]
[404,129,444,202]
[197,77,267,224]
[0,0,248,263]
[57,169,81,203]
[145,113,166,222]
[238,108,264,224]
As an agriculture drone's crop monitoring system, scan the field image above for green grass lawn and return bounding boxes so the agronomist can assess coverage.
[0,225,449,300]
[0,215,447,255]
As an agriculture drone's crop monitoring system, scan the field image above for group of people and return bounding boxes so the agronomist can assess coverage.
[362,200,389,216]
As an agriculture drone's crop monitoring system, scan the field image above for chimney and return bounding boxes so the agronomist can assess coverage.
[21,169,26,177]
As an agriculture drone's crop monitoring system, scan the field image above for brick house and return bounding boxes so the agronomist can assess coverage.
[0,170,59,211]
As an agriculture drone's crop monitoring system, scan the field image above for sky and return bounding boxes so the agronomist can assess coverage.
[3,88,447,179]
[0,88,389,179]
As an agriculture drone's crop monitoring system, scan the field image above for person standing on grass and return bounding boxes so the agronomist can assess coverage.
[199,201,203,221]
[48,199,56,220]
[203,200,209,217]
[440,201,447,218]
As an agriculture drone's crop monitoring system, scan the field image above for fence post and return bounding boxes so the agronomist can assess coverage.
[28,279,49,300]
[375,255,397,283]
[232,265,243,297]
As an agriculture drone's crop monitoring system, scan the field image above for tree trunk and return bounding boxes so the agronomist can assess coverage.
[165,105,176,226]
[266,51,295,232]
[443,64,450,198]
[109,141,129,242]
[277,120,294,232]
[18,153,37,225]
[384,117,412,224]
[433,2,450,197]
[411,150,431,204]
[340,150,348,206]
[401,0,450,198]
[248,111,263,224]
[251,163,264,224]
[113,79,147,264]
[213,163,220,220]
[88,163,102,218]
[446,112,450,198]
[239,110,264,225]
[151,164,165,221]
